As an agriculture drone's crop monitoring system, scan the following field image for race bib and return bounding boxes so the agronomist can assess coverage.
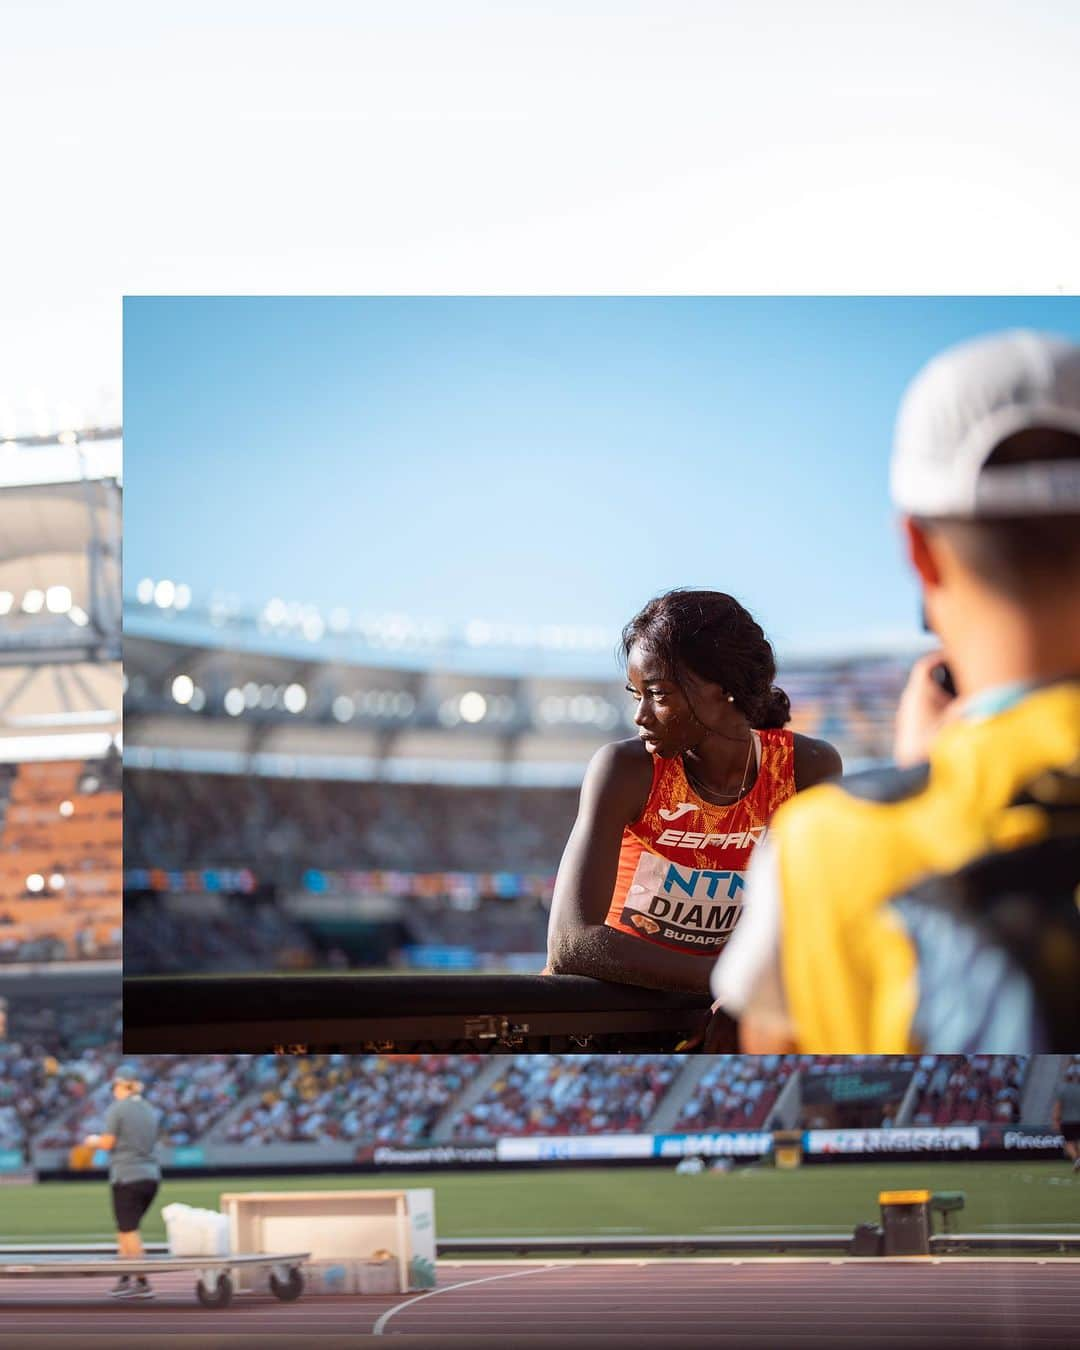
[618,852,747,952]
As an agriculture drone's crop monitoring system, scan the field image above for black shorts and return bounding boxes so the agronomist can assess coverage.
[1061,1119,1080,1143]
[111,1179,159,1232]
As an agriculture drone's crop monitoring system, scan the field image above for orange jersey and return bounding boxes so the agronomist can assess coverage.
[605,729,795,956]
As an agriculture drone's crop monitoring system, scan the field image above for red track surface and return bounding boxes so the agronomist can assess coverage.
[1,1259,1078,1348]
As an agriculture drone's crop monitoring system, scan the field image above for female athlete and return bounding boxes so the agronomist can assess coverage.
[546,589,841,993]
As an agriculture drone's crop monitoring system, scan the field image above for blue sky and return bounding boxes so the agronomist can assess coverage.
[124,297,1080,655]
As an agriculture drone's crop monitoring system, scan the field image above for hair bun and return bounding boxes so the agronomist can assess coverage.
[759,686,791,729]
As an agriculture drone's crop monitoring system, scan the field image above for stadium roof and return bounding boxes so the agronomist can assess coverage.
[0,480,117,572]
[0,445,121,757]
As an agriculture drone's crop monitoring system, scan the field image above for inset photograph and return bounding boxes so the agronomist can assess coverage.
[122,297,1080,1054]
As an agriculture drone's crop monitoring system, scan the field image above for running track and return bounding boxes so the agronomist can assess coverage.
[1,1259,1078,1348]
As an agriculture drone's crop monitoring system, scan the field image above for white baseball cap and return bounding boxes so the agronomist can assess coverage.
[891,329,1080,518]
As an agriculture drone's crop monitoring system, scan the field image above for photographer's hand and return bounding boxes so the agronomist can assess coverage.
[894,652,958,767]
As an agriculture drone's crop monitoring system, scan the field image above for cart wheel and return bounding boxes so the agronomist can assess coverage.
[269,1267,305,1301]
[196,1273,233,1309]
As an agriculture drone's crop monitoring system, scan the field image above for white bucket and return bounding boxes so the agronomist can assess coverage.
[162,1202,231,1257]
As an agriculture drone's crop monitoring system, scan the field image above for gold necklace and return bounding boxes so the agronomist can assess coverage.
[684,733,755,803]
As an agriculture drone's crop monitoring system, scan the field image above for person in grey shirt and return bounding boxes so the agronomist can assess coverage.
[83,1063,161,1300]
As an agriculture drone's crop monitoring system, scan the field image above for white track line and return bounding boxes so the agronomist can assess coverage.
[373,1263,561,1336]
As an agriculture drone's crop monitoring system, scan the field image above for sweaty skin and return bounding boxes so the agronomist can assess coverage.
[546,647,841,992]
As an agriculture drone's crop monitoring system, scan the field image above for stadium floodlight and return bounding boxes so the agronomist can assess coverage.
[243,682,260,709]
[68,606,90,627]
[58,799,74,818]
[459,690,487,724]
[394,691,416,716]
[0,591,13,616]
[21,588,45,614]
[45,585,72,614]
[259,684,276,710]
[171,675,195,705]
[136,578,154,604]
[224,687,245,716]
[332,695,355,722]
[188,688,206,712]
[174,583,192,610]
[153,579,176,608]
[48,872,65,890]
[437,698,460,727]
[302,612,325,642]
[283,683,308,714]
[25,874,45,893]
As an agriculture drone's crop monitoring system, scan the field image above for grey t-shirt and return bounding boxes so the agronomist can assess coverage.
[1059,1081,1080,1122]
[103,1095,161,1184]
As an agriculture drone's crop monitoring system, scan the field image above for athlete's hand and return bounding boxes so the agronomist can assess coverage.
[894,652,957,768]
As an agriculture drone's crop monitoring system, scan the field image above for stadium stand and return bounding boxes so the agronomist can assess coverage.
[0,1026,1062,1159]
[61,1054,261,1149]
[0,758,122,963]
[909,1056,1028,1126]
[124,773,577,877]
[0,997,121,1152]
[123,773,570,972]
[223,1054,488,1145]
[122,893,323,974]
[678,1055,800,1131]
[449,1055,680,1138]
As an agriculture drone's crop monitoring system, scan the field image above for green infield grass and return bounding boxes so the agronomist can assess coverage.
[1,1161,1076,1245]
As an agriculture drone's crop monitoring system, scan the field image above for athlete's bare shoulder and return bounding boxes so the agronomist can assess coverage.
[581,737,655,819]
[609,735,655,767]
[792,733,843,791]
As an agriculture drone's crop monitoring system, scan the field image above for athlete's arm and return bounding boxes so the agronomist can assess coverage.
[85,1134,117,1150]
[793,734,842,790]
[546,741,715,994]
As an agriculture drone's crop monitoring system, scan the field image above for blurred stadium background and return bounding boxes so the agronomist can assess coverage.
[123,572,925,978]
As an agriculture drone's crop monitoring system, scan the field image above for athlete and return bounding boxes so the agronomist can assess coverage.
[545,589,841,994]
[713,329,1080,1053]
[83,1064,162,1300]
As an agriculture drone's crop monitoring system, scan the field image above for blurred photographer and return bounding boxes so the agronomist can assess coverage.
[712,330,1080,1054]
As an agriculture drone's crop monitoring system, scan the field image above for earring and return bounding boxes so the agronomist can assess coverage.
[726,695,734,703]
